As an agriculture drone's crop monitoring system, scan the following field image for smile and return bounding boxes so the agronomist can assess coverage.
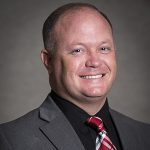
[80,74,104,79]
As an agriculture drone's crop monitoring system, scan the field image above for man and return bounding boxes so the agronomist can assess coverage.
[0,3,149,150]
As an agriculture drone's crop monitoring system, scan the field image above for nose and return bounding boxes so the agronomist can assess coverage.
[85,52,101,68]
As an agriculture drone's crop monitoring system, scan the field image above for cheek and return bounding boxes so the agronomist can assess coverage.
[61,56,84,75]
[105,54,117,70]
[111,55,117,72]
[107,55,117,81]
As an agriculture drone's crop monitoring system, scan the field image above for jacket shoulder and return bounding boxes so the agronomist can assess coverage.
[110,109,150,148]
[110,109,150,129]
[0,108,40,130]
[0,108,45,150]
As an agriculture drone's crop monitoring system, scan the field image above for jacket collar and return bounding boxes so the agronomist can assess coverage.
[39,95,85,150]
[110,109,139,150]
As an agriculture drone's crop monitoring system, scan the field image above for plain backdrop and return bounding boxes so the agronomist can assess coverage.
[0,0,150,124]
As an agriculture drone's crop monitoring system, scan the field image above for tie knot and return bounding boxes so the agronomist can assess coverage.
[87,116,117,150]
[86,116,105,133]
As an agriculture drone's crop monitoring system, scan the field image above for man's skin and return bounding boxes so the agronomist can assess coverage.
[41,7,117,115]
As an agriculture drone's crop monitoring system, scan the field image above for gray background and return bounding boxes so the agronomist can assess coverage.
[0,0,150,124]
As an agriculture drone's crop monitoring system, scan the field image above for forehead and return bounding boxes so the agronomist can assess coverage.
[53,8,113,46]
[55,8,112,34]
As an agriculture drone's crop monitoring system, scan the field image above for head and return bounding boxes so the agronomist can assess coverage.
[41,3,117,114]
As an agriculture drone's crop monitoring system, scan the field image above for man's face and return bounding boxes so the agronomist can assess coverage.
[48,10,117,105]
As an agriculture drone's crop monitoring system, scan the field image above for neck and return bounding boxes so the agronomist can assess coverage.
[68,97,107,115]
[51,90,107,115]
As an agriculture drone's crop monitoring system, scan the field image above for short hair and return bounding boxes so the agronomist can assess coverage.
[42,2,112,53]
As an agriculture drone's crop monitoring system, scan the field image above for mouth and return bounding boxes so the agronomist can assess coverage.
[80,74,105,79]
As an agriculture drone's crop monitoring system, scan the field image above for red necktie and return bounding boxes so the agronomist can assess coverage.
[87,116,117,150]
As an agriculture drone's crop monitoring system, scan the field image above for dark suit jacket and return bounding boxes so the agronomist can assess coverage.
[0,95,150,150]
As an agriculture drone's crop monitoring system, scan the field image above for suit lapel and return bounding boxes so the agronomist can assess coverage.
[110,109,138,150]
[39,95,85,150]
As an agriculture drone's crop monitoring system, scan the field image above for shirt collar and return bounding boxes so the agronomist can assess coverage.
[50,91,110,127]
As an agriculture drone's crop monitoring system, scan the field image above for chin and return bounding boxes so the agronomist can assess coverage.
[82,89,107,99]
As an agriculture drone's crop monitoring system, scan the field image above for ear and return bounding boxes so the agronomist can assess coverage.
[40,49,51,70]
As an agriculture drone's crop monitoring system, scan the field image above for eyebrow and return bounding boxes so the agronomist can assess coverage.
[70,39,112,46]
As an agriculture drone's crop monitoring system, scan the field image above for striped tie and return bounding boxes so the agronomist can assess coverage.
[87,116,117,150]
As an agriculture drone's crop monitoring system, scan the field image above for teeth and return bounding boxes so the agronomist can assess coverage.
[80,74,103,79]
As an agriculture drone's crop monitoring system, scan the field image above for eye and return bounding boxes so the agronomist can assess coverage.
[100,47,111,53]
[71,49,81,55]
